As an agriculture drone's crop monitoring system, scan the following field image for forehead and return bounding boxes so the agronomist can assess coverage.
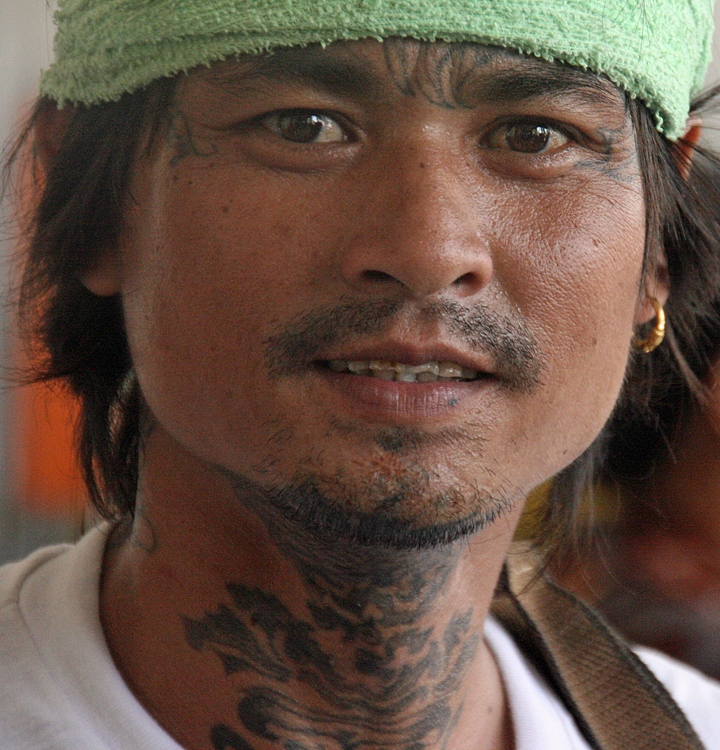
[187,38,626,115]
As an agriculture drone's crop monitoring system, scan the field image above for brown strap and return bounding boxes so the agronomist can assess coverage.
[491,545,706,750]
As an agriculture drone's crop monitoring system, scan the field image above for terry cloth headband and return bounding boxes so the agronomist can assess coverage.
[41,0,714,141]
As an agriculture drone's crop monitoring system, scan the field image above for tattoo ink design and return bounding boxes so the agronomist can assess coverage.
[168,109,218,166]
[185,537,479,750]
[575,125,640,183]
[381,40,639,185]
[383,40,502,110]
[211,725,255,750]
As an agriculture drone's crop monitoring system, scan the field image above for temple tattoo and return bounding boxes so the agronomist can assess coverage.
[184,536,479,750]
[168,109,217,165]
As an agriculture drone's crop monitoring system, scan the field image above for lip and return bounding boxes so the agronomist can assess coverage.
[310,339,498,423]
[314,368,496,422]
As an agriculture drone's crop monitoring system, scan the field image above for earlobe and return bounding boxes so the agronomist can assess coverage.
[634,263,669,329]
[633,265,669,352]
[34,104,122,297]
[674,118,702,181]
[633,297,666,353]
[80,253,122,297]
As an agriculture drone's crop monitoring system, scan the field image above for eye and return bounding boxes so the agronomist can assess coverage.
[261,110,347,144]
[486,121,570,154]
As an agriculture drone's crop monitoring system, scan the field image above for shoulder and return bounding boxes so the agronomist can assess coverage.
[634,646,720,749]
[488,614,720,749]
[0,524,108,633]
[0,542,80,745]
[0,542,74,609]
[0,528,110,747]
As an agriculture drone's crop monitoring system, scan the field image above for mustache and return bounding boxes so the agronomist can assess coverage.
[264,298,544,393]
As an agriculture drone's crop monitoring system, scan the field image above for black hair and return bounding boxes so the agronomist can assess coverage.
[8,77,177,518]
[7,73,720,556]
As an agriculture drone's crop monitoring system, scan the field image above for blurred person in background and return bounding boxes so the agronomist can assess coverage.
[2,1,720,749]
[549,295,720,681]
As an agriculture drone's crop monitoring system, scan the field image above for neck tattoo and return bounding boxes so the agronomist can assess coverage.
[183,512,479,750]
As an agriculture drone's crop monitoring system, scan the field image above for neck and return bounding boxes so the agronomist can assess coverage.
[100,427,516,750]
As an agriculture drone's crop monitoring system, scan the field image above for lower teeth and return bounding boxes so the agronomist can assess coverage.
[325,360,476,382]
[367,371,469,382]
[326,365,472,382]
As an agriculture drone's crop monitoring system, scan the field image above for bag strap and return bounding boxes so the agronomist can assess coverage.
[491,545,706,750]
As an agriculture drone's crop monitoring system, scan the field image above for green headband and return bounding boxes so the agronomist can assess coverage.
[41,0,713,140]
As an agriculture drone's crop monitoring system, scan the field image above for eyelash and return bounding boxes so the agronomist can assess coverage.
[257,109,355,145]
[481,117,579,155]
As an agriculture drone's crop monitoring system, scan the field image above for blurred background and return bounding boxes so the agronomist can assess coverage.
[1,0,720,677]
[0,0,87,565]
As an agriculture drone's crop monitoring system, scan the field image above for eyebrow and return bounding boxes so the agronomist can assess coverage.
[469,62,624,110]
[201,45,625,113]
[203,48,382,102]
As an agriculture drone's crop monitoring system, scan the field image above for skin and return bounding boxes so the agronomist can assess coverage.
[44,39,670,750]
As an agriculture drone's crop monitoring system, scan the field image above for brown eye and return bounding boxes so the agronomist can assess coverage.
[506,123,550,152]
[263,111,346,144]
[487,122,569,154]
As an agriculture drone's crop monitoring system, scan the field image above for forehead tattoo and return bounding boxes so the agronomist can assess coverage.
[381,39,623,111]
[198,38,627,118]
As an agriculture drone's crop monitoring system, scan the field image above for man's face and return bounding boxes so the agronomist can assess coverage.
[112,40,652,544]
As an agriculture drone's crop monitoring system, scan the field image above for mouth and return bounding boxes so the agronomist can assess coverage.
[321,359,481,383]
[306,351,497,422]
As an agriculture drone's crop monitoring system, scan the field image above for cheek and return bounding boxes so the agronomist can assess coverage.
[118,160,346,463]
[495,178,646,466]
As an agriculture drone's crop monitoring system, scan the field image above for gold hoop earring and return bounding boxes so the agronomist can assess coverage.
[634,297,666,354]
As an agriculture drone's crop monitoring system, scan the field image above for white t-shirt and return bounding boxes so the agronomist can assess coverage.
[0,527,718,749]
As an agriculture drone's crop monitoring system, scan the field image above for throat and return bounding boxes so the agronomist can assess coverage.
[182,514,490,750]
[101,422,514,750]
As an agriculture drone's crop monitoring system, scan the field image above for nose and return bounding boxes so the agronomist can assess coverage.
[339,145,493,299]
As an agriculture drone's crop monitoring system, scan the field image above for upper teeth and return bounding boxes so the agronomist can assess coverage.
[327,360,478,382]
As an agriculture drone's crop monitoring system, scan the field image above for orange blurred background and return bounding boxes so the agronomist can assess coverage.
[12,379,86,519]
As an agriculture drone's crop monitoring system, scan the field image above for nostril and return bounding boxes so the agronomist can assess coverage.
[453,272,476,286]
[450,270,490,298]
[362,269,398,284]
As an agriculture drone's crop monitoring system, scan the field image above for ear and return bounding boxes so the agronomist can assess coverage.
[674,117,702,181]
[633,119,701,327]
[34,102,75,176]
[633,250,670,329]
[634,271,669,327]
[80,254,122,297]
[35,103,122,297]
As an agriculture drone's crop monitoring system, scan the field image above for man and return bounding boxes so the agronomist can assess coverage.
[2,0,720,748]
